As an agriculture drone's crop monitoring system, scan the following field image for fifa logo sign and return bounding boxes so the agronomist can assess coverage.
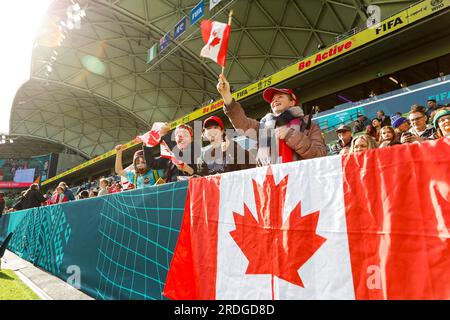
[375,17,404,35]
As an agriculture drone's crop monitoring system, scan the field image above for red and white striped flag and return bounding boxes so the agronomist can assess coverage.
[200,20,230,67]
[163,138,450,300]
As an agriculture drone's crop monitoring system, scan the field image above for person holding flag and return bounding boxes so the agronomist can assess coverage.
[199,12,326,164]
[216,75,327,165]
[114,143,165,189]
[199,13,232,69]
[137,123,200,182]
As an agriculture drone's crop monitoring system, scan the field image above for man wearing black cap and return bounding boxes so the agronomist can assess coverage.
[197,116,255,176]
[216,74,326,165]
[328,125,353,155]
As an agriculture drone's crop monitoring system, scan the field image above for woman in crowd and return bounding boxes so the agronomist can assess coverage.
[378,126,400,148]
[142,123,200,182]
[197,116,255,176]
[115,145,165,189]
[432,108,450,138]
[365,125,378,141]
[349,134,378,153]
[51,186,67,204]
[371,118,382,141]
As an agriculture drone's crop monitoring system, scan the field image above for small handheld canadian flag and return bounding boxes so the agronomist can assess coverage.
[200,11,232,68]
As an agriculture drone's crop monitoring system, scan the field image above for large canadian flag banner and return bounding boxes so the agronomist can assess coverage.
[163,138,450,300]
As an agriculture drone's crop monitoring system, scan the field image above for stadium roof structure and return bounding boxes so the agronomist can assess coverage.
[7,0,417,159]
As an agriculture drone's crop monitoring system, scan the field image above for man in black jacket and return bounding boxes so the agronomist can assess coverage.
[377,110,391,127]
[23,183,46,209]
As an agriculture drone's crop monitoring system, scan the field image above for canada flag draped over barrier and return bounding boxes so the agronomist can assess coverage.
[163,138,450,300]
[200,20,230,66]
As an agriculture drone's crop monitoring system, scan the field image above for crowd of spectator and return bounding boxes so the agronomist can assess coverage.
[1,84,449,215]
[328,100,450,155]
[0,174,126,215]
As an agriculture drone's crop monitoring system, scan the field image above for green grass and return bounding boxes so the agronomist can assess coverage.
[0,269,41,300]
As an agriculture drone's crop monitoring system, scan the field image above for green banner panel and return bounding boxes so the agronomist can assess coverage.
[0,181,188,300]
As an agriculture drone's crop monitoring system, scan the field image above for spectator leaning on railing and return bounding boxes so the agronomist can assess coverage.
[197,116,255,176]
[115,144,165,188]
[378,126,400,148]
[141,123,199,182]
[349,134,378,153]
[23,183,46,209]
[216,73,326,165]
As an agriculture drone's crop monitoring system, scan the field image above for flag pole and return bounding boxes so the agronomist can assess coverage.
[221,9,233,75]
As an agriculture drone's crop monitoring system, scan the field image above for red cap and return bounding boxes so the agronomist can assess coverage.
[203,116,224,130]
[263,87,298,105]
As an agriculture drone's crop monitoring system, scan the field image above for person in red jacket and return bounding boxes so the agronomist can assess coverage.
[50,186,67,204]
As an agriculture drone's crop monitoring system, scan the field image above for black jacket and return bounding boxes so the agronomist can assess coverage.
[13,196,26,211]
[380,116,392,127]
[24,189,46,209]
[197,141,255,176]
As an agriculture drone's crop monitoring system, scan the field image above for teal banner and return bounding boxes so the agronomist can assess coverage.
[0,181,188,300]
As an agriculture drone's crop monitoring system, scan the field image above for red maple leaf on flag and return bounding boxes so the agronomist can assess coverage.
[209,31,221,48]
[229,167,326,290]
